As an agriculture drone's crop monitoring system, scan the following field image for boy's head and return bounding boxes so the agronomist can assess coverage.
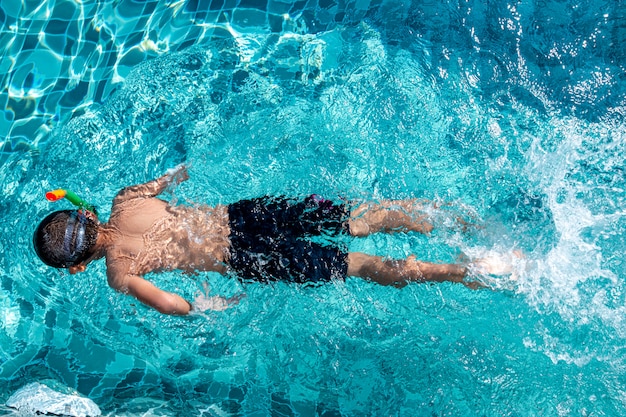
[33,210,99,269]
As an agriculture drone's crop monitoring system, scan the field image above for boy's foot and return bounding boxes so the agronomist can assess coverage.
[470,250,524,277]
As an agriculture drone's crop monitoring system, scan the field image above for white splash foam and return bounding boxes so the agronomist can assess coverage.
[6,382,101,417]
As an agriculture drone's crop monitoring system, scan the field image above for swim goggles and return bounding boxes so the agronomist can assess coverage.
[63,210,89,265]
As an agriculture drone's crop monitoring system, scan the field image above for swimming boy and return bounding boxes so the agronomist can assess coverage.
[33,165,491,316]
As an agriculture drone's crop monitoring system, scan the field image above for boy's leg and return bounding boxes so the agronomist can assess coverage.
[346,252,468,287]
[348,200,434,237]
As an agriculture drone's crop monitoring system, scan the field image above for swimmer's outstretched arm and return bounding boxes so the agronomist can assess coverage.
[111,273,238,315]
[123,274,194,315]
[113,164,189,204]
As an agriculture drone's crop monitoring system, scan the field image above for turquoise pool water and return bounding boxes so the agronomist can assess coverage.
[2,0,626,415]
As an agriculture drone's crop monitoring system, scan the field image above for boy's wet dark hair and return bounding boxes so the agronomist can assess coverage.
[33,210,99,268]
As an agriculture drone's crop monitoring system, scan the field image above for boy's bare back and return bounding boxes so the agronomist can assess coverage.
[102,172,231,291]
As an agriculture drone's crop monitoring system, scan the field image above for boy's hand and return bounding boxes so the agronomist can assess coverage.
[193,294,231,312]
[165,164,189,184]
[192,282,245,312]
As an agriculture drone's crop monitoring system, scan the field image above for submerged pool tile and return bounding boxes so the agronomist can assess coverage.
[185,0,222,13]
[77,373,106,397]
[44,19,73,36]
[50,0,80,20]
[232,8,269,29]
[114,0,158,19]
[239,0,269,11]
[6,96,36,121]
[1,3,20,19]
[267,0,292,15]
[38,32,69,57]
[8,116,48,141]
[118,45,149,68]
[39,91,64,115]
[22,49,64,79]
[59,81,91,109]
[21,34,42,52]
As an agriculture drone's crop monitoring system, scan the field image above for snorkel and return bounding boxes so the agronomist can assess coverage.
[45,189,97,215]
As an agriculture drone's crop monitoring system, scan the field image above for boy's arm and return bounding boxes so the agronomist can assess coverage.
[123,274,193,315]
[115,275,239,315]
[114,165,189,204]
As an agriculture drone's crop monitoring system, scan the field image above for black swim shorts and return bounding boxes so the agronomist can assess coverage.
[227,195,349,283]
